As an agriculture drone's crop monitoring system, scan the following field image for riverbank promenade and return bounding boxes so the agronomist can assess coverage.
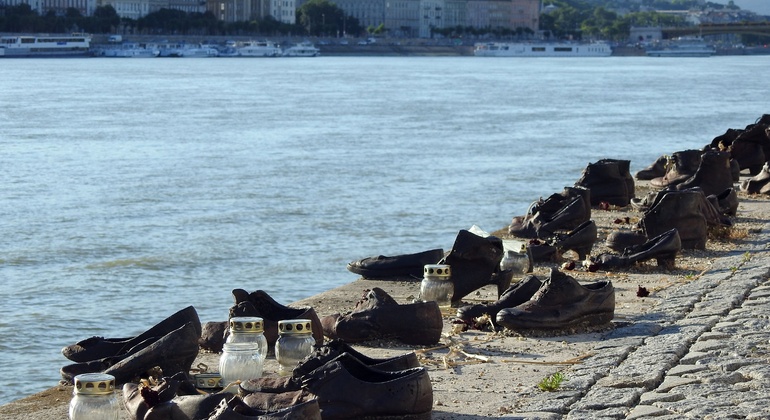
[1,185,769,419]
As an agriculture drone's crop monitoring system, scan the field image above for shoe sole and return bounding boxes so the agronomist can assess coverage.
[497,311,615,332]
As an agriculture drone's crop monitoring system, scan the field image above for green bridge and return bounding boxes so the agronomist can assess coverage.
[663,22,770,39]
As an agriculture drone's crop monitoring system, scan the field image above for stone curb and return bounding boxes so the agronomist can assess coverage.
[514,222,770,419]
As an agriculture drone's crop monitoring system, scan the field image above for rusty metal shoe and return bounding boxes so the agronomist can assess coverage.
[594,228,682,270]
[650,149,702,189]
[574,159,632,206]
[640,189,708,250]
[208,395,322,420]
[229,290,325,350]
[740,162,770,194]
[239,341,420,394]
[495,268,615,331]
[346,248,445,280]
[320,287,442,345]
[123,373,228,420]
[456,274,542,329]
[440,229,507,302]
[635,155,668,180]
[61,306,200,363]
[672,150,734,197]
[61,321,200,385]
[548,219,597,260]
[241,355,433,420]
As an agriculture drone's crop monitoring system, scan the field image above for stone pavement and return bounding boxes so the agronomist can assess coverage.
[512,222,770,419]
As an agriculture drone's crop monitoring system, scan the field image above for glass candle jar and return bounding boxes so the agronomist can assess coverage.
[420,264,453,308]
[219,342,263,385]
[227,316,269,362]
[275,319,315,376]
[69,373,120,420]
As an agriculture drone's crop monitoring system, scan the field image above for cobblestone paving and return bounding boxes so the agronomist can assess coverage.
[513,223,770,419]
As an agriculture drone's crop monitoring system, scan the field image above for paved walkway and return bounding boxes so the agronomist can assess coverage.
[512,222,770,419]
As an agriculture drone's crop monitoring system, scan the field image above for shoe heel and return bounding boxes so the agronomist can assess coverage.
[571,246,592,261]
[494,270,514,298]
[656,253,677,270]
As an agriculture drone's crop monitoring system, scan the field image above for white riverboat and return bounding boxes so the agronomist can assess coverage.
[474,41,612,57]
[646,37,716,57]
[157,43,219,57]
[237,40,282,57]
[282,42,320,57]
[0,34,92,58]
[101,42,159,58]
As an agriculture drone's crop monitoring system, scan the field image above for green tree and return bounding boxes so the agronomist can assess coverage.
[297,0,346,36]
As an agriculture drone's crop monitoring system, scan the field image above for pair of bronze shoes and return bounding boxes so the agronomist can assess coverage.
[199,289,325,354]
[60,306,201,385]
[457,268,615,331]
[238,345,431,420]
[123,372,321,419]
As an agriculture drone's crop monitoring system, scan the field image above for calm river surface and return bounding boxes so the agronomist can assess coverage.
[1,54,768,404]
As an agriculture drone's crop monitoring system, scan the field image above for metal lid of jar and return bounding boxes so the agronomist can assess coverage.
[278,319,312,335]
[194,373,223,390]
[229,317,264,334]
[73,373,116,395]
[424,264,451,279]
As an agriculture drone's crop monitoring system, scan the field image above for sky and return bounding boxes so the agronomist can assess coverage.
[711,0,770,16]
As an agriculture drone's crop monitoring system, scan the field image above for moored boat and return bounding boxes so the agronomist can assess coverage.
[646,37,716,57]
[474,41,612,57]
[0,33,92,58]
[100,42,159,58]
[282,41,320,57]
[237,40,282,57]
[157,43,219,57]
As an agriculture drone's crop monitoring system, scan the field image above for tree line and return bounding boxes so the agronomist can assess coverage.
[0,0,745,40]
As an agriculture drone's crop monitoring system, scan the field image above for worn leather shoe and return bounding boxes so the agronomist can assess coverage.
[496,268,614,330]
[240,340,420,394]
[636,155,668,180]
[320,287,442,345]
[346,248,444,279]
[62,306,200,363]
[595,228,682,270]
[208,395,321,420]
[61,321,200,385]
[241,354,433,420]
[230,290,325,350]
[440,229,507,302]
[456,275,542,329]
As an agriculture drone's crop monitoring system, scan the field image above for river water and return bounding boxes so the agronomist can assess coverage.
[1,55,767,404]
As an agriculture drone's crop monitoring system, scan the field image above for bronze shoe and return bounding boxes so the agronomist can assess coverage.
[208,395,321,420]
[650,149,702,189]
[595,228,682,270]
[61,321,200,385]
[241,355,433,420]
[61,306,200,363]
[548,219,597,260]
[240,341,420,394]
[346,248,444,279]
[635,155,668,180]
[672,150,734,197]
[320,287,442,345]
[440,229,507,302]
[495,268,614,330]
[230,289,325,350]
[456,275,542,329]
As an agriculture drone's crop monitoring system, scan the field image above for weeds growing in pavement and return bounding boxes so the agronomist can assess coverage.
[538,372,566,391]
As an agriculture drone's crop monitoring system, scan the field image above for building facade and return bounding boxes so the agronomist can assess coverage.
[2,0,540,37]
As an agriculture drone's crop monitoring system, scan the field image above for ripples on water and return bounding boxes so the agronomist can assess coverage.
[1,55,768,404]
